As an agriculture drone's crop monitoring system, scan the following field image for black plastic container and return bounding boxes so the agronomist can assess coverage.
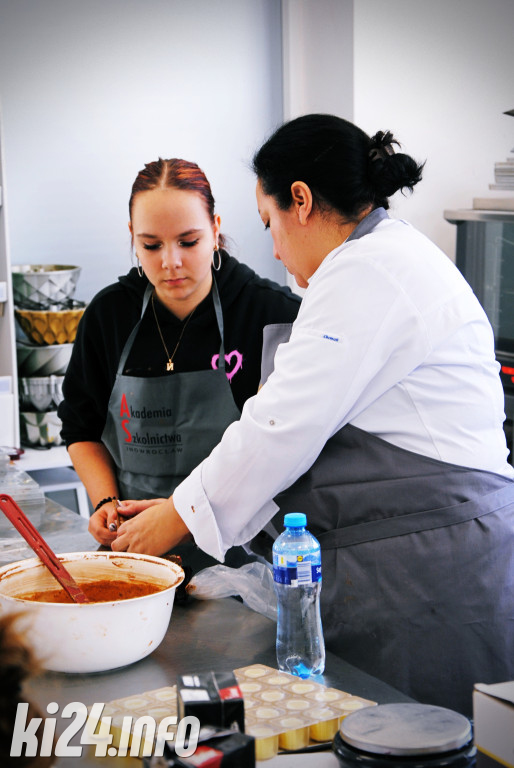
[333,703,476,767]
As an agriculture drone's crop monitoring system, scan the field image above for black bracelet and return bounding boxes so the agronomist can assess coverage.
[94,496,117,513]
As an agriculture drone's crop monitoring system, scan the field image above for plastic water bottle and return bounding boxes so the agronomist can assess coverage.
[272,512,325,678]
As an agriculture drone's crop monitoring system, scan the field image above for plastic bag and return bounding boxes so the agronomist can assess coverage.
[186,560,277,622]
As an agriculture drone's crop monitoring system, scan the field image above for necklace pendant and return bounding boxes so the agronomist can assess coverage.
[166,360,174,372]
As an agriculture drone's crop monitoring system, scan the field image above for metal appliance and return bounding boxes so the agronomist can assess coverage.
[445,209,514,463]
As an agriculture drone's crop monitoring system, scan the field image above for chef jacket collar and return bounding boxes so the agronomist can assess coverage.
[307,206,390,286]
[347,206,389,242]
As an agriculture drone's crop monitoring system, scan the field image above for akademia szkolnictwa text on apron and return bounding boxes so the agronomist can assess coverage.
[253,210,514,717]
[103,277,240,499]
[102,277,244,571]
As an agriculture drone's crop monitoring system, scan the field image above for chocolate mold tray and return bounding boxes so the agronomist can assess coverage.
[89,664,376,761]
[235,664,375,759]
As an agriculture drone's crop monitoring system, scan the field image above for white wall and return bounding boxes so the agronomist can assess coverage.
[279,0,514,266]
[0,0,284,302]
[353,0,514,260]
[280,0,354,291]
[281,0,353,121]
[2,0,513,303]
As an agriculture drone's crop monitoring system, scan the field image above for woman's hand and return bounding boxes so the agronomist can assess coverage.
[111,497,191,556]
[115,498,165,518]
[88,497,168,546]
[88,506,118,546]
[102,497,166,530]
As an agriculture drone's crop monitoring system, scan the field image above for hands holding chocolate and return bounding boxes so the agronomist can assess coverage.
[88,496,191,556]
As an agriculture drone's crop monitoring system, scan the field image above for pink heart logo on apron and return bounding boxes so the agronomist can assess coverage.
[211,350,243,381]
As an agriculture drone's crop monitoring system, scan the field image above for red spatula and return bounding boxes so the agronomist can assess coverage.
[0,493,90,603]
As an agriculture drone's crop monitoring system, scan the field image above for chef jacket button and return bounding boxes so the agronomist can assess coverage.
[269,419,275,426]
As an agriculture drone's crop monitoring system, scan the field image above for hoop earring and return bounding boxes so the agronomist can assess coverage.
[212,245,222,272]
[136,258,143,278]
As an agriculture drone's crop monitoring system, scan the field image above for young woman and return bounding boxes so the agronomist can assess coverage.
[58,158,301,563]
[109,118,514,715]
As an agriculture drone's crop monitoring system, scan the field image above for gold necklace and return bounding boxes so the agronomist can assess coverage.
[151,293,196,372]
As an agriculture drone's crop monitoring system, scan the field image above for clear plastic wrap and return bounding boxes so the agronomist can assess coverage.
[186,561,277,622]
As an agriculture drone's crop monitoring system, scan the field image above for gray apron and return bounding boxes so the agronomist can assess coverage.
[102,278,240,500]
[254,211,514,716]
[262,426,514,717]
[101,278,243,572]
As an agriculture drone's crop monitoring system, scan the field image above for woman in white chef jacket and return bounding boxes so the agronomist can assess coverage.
[111,114,514,716]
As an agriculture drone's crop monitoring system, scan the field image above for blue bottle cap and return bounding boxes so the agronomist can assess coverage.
[284,512,307,528]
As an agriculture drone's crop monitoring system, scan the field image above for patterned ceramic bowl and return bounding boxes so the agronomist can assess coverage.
[19,410,63,447]
[11,264,81,306]
[16,341,73,376]
[15,306,85,345]
[19,376,64,412]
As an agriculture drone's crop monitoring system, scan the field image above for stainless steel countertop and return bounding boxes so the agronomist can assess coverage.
[3,498,413,766]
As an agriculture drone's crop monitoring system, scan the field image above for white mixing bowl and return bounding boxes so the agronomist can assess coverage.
[0,551,184,673]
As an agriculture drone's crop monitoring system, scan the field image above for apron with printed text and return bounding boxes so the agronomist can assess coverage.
[254,211,514,715]
[102,278,241,501]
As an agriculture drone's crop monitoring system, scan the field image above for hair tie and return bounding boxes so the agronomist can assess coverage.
[369,143,396,163]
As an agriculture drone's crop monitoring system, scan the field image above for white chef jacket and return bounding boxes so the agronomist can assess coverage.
[174,214,514,561]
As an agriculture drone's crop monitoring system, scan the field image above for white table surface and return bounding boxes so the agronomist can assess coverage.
[17,445,72,471]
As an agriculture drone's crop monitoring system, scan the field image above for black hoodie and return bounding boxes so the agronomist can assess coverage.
[59,251,301,446]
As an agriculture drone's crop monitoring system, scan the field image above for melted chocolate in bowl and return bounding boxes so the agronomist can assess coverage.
[16,578,167,603]
[0,552,185,673]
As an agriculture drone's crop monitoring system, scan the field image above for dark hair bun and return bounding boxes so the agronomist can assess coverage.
[368,130,424,203]
[253,114,425,217]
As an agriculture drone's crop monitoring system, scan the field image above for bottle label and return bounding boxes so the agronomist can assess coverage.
[273,554,322,586]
